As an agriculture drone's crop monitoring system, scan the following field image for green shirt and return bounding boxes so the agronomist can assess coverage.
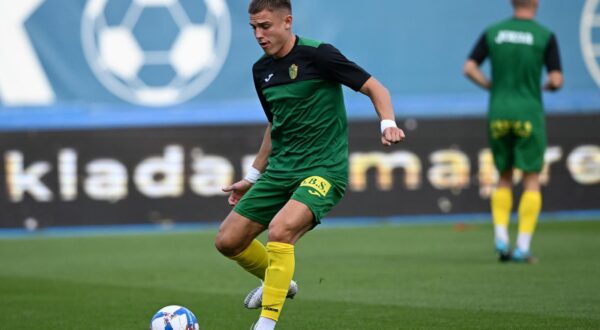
[469,18,561,121]
[252,36,371,178]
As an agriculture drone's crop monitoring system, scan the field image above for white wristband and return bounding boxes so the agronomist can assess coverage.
[380,119,397,134]
[244,167,262,183]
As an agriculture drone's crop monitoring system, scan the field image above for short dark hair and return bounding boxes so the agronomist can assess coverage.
[248,0,292,15]
[511,0,534,8]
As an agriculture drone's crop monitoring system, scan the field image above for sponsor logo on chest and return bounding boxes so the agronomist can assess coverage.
[495,30,534,45]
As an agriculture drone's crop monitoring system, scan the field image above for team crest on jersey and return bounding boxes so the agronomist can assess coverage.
[301,176,331,197]
[289,64,298,80]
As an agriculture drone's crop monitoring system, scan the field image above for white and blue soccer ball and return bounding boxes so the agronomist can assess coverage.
[150,305,200,330]
[81,0,231,106]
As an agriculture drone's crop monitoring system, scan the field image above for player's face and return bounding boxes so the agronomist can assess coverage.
[250,9,293,58]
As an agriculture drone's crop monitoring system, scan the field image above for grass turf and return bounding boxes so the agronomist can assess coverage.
[0,220,598,329]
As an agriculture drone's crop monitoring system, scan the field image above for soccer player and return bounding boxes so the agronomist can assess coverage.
[214,0,405,328]
[464,0,563,263]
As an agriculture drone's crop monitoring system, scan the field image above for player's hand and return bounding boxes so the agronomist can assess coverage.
[543,81,559,92]
[381,127,405,146]
[222,180,253,206]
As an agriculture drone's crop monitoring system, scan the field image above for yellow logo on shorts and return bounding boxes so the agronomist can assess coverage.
[491,120,532,139]
[301,176,331,197]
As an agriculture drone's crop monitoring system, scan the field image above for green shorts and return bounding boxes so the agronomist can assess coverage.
[234,171,347,226]
[488,118,546,173]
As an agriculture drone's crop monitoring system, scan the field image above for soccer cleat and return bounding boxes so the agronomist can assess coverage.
[495,239,511,262]
[244,280,298,309]
[511,248,539,264]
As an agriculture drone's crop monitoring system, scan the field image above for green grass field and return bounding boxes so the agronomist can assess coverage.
[1,220,599,329]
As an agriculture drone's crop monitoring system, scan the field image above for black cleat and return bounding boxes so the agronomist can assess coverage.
[498,251,512,262]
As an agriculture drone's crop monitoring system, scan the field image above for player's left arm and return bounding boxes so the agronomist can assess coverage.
[359,77,405,146]
[543,34,563,92]
[314,43,404,146]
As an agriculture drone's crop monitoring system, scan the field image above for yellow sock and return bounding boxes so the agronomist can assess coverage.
[261,242,295,322]
[229,239,268,280]
[518,191,542,235]
[491,187,512,227]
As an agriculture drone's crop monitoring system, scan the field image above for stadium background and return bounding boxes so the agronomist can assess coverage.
[1,0,599,229]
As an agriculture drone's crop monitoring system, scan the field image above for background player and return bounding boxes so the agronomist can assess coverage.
[464,0,563,262]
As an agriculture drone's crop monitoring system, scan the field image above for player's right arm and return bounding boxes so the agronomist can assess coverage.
[222,70,273,206]
[222,124,271,206]
[250,123,271,174]
[464,32,491,90]
[464,60,491,90]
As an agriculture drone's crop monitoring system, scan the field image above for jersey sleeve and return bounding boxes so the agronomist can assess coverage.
[314,43,371,91]
[253,70,273,122]
[468,32,488,65]
[544,33,562,72]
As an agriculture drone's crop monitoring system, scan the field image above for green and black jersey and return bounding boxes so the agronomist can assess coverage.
[253,36,371,178]
[469,18,562,121]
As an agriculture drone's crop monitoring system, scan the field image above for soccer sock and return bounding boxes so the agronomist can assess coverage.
[229,239,268,280]
[517,191,542,252]
[491,187,512,244]
[261,242,295,322]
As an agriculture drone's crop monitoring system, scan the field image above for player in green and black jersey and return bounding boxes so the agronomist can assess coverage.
[214,1,405,328]
[464,0,563,263]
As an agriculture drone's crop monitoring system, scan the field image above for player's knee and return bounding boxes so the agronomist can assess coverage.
[214,233,242,257]
[267,224,294,244]
[522,173,541,191]
[499,170,512,182]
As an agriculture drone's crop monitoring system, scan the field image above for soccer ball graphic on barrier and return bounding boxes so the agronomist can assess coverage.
[150,305,200,330]
[82,0,231,106]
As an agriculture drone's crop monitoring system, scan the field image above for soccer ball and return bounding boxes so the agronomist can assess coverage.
[150,305,200,330]
[81,0,231,106]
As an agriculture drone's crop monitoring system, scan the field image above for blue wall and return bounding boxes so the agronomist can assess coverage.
[1,0,599,130]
